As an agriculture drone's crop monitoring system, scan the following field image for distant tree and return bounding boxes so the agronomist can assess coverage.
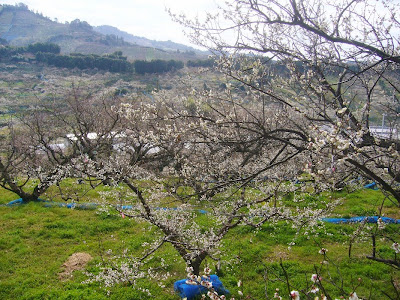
[167,59,184,71]
[99,35,128,46]
[0,38,8,46]
[69,19,93,30]
[0,46,14,61]
[16,3,28,10]
[27,42,60,54]
[35,52,132,73]
[133,59,183,74]
[187,59,215,68]
[133,60,147,74]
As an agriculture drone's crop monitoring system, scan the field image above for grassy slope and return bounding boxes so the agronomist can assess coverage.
[0,187,399,299]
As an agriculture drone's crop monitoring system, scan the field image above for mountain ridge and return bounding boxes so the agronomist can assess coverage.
[0,3,204,61]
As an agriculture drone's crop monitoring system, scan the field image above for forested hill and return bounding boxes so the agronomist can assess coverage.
[0,3,203,61]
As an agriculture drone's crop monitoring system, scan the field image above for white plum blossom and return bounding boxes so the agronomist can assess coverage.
[349,292,359,300]
[290,290,300,300]
[310,286,319,294]
[318,248,328,255]
[392,242,400,254]
[377,218,386,230]
[274,292,282,299]
[311,274,320,283]
[201,280,213,289]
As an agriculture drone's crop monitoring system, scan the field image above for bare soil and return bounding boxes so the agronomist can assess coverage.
[58,252,93,281]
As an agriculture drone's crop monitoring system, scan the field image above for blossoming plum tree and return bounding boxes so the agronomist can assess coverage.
[0,87,122,202]
[169,0,400,272]
[171,0,400,204]
[76,91,333,278]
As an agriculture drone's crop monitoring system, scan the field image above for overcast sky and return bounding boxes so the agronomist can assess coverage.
[1,0,219,47]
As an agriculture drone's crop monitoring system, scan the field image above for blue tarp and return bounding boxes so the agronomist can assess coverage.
[364,182,379,190]
[43,202,98,209]
[4,199,208,213]
[322,216,400,224]
[4,198,97,210]
[6,198,25,206]
[5,200,399,225]
[6,198,45,206]
[174,275,229,300]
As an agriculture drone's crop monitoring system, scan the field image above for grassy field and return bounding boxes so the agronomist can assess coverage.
[0,186,399,299]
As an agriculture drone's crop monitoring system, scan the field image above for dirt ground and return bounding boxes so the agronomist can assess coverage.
[58,252,93,281]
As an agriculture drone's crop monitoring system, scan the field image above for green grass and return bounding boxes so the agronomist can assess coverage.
[332,189,399,218]
[0,187,399,299]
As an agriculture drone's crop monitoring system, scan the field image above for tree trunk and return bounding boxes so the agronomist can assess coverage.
[20,193,39,203]
[188,251,208,276]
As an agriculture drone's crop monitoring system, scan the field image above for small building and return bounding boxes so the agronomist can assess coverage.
[369,126,398,140]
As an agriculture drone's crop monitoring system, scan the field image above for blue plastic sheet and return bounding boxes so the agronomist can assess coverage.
[5,199,208,213]
[322,216,400,224]
[174,275,229,300]
[5,198,45,206]
[4,198,97,210]
[43,202,98,209]
[364,182,378,190]
[6,198,24,206]
[7,200,398,225]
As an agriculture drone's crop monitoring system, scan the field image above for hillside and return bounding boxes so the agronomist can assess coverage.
[0,4,202,61]
[93,25,203,54]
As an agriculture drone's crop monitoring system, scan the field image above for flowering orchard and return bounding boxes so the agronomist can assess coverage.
[86,0,400,297]
[0,0,399,299]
